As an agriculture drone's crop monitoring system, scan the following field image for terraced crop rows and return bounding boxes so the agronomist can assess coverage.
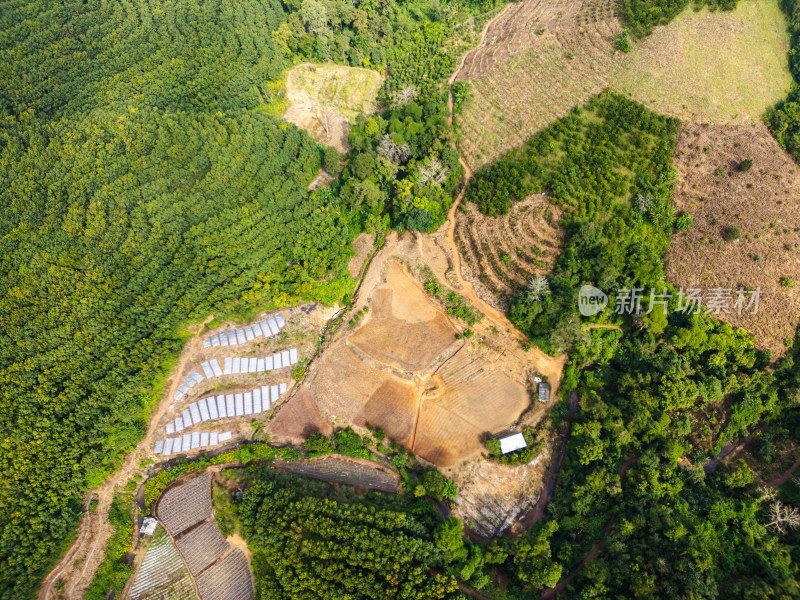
[458,23,621,168]
[176,521,230,576]
[458,0,617,82]
[277,457,400,493]
[129,527,196,600]
[195,547,253,600]
[158,474,213,535]
[455,195,565,305]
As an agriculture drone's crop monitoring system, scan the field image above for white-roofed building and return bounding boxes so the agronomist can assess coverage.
[499,433,527,455]
[141,517,158,536]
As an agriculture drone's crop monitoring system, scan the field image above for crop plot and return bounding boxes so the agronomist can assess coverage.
[284,63,383,152]
[129,526,196,600]
[158,473,213,535]
[195,547,253,600]
[276,456,400,493]
[455,194,565,307]
[176,520,230,576]
[666,122,800,356]
[265,386,333,444]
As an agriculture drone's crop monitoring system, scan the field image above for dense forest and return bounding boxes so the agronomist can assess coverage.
[617,0,738,37]
[0,0,505,596]
[475,320,800,598]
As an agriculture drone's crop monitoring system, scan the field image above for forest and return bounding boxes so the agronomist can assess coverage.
[237,469,465,599]
[0,0,504,596]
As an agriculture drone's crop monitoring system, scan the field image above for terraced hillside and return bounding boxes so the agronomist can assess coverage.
[455,195,565,308]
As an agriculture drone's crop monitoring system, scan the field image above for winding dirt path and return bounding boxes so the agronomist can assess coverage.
[537,456,639,600]
[439,5,568,392]
[768,455,800,488]
[38,317,213,600]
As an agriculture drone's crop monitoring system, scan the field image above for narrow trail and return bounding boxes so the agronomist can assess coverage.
[518,392,579,532]
[38,316,214,600]
[768,454,800,488]
[439,3,568,391]
[537,457,639,600]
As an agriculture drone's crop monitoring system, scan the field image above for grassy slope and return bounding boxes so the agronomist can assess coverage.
[614,0,792,123]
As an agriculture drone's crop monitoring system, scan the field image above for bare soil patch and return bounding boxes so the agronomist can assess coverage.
[349,264,458,372]
[283,63,382,152]
[666,122,800,356]
[265,385,333,444]
[311,240,551,467]
[451,454,549,538]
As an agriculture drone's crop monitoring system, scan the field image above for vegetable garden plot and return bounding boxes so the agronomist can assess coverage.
[195,547,253,600]
[129,526,196,600]
[203,313,287,349]
[176,520,230,576]
[277,457,400,493]
[176,345,297,402]
[221,350,299,375]
[158,473,213,535]
[159,383,289,452]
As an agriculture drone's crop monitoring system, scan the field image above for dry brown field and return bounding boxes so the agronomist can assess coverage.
[265,385,333,444]
[455,0,791,169]
[312,257,536,467]
[666,122,800,356]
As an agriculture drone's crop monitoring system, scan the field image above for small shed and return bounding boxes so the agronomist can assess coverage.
[538,382,551,403]
[499,433,527,455]
[140,517,158,536]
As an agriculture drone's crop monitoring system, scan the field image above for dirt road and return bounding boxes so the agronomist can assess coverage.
[38,318,212,600]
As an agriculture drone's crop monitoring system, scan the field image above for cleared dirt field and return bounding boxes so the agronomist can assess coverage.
[349,264,458,372]
[312,252,539,467]
[265,385,333,444]
[666,122,800,356]
[456,0,791,168]
[283,63,382,152]
[455,194,565,309]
